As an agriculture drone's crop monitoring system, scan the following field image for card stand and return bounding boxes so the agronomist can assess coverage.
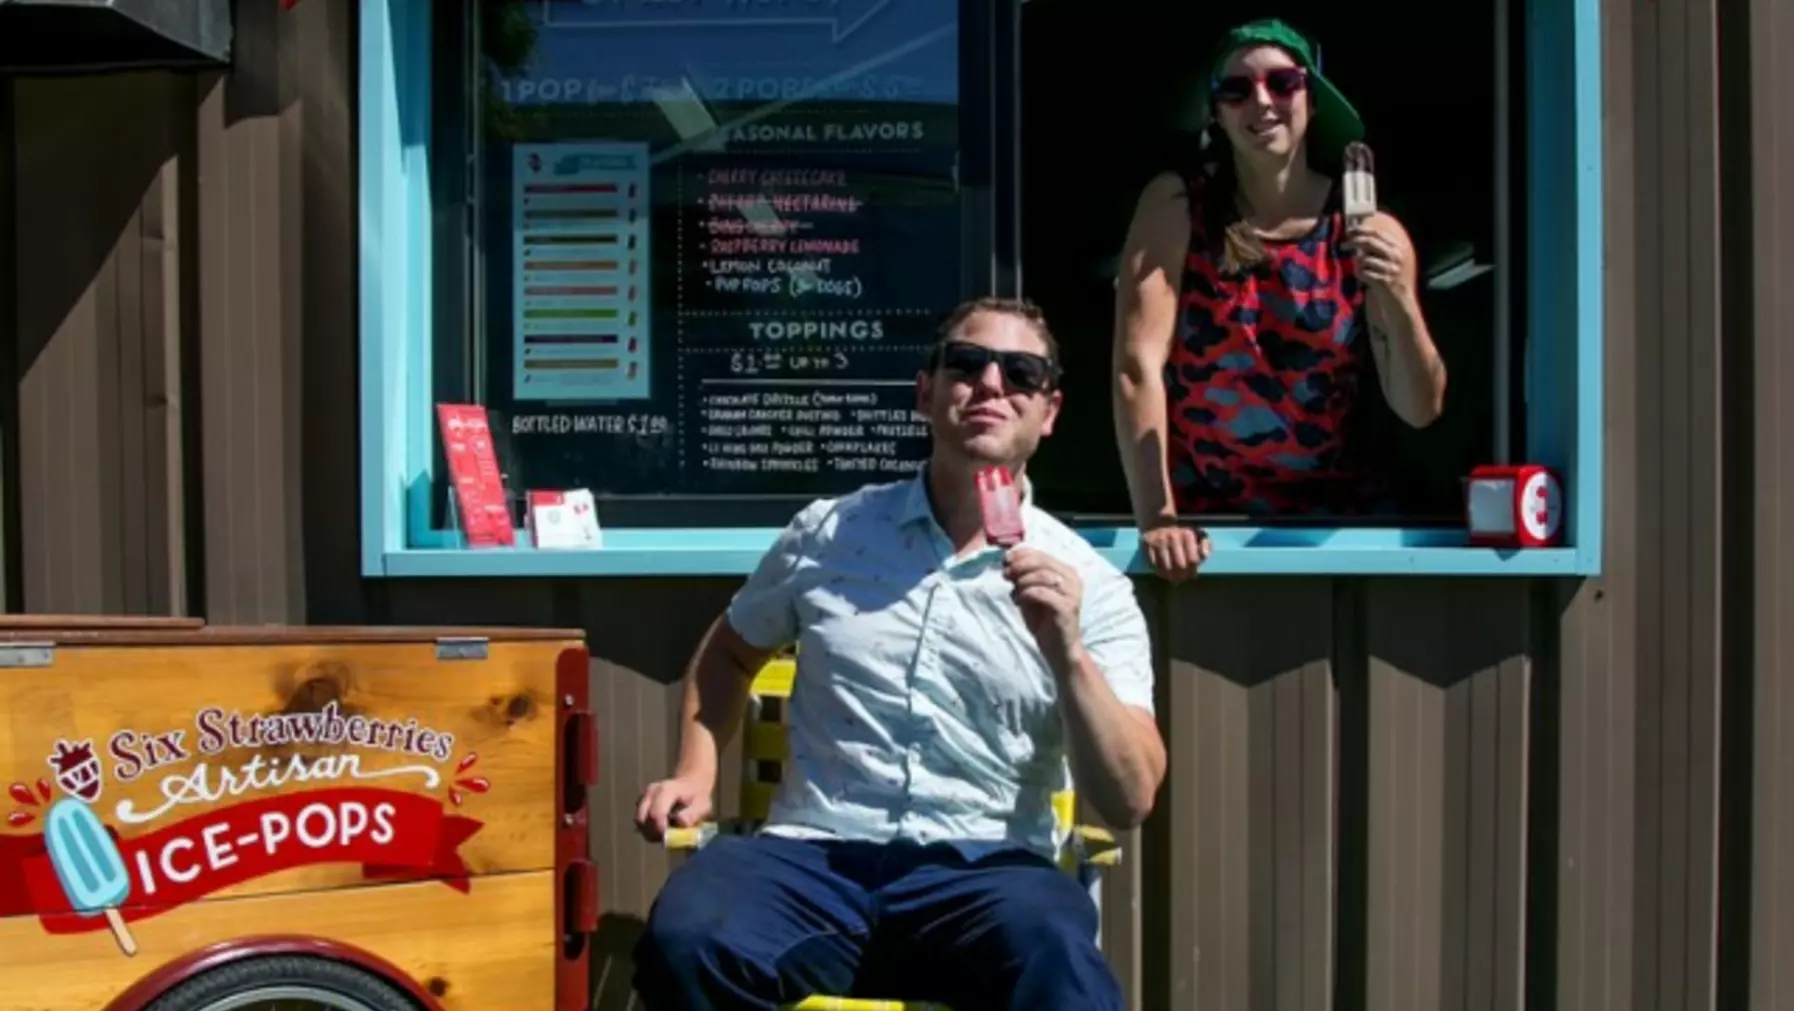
[481,408,530,543]
[435,403,526,549]
[440,488,527,549]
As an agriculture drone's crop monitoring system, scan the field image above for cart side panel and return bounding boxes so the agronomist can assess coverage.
[0,873,556,1010]
[0,635,574,1011]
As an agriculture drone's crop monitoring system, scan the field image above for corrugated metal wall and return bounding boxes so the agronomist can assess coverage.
[6,0,1794,1006]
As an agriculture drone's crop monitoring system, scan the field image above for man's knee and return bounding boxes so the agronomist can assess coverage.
[995,902,1104,975]
[632,881,761,1011]
[633,846,746,986]
[636,898,723,975]
[973,870,1116,1005]
[984,868,1100,949]
[633,836,867,1005]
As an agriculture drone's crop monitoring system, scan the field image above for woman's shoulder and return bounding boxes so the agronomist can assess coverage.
[1135,169,1193,210]
[1131,167,1221,240]
[1121,170,1198,252]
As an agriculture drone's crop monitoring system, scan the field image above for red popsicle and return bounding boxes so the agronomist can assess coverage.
[977,466,1025,547]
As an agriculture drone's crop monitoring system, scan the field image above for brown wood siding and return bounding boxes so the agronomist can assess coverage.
[15,0,1794,1006]
[1157,579,1335,1011]
[194,0,338,625]
[10,74,190,616]
[1636,0,1726,1003]
[1744,0,1794,1005]
[1362,580,1532,1011]
[6,0,356,624]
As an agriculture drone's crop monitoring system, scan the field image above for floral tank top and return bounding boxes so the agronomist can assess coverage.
[1165,172,1377,517]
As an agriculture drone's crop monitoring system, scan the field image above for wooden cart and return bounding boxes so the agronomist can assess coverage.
[0,617,598,1011]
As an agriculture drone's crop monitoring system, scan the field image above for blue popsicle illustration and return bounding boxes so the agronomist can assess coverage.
[45,797,137,956]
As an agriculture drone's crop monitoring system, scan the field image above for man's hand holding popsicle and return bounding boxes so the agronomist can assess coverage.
[978,466,1087,677]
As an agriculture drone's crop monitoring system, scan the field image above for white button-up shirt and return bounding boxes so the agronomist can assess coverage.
[725,470,1156,861]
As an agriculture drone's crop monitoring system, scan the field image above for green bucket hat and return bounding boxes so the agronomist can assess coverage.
[1198,18,1364,168]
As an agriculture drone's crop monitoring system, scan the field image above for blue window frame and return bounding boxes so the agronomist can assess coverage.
[358,0,1602,578]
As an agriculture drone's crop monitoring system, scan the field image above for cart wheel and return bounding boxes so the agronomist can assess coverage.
[140,954,424,1011]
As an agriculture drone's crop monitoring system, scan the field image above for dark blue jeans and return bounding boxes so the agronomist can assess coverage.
[632,834,1121,1011]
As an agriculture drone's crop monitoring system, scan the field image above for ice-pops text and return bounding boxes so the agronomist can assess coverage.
[130,796,396,897]
[19,786,481,935]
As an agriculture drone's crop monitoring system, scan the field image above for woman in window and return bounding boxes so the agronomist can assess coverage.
[1112,18,1447,581]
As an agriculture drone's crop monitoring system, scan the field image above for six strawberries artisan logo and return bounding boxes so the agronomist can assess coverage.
[0,714,497,955]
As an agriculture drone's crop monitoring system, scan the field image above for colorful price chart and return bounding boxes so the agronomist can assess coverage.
[512,141,652,402]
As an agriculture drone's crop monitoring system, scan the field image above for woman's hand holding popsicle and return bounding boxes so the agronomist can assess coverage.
[1341,141,1416,299]
[1347,217,1417,298]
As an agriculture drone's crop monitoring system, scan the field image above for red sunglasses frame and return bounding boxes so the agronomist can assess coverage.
[1210,67,1310,105]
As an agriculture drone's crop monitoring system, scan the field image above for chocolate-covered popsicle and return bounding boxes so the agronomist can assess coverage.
[1343,141,1377,224]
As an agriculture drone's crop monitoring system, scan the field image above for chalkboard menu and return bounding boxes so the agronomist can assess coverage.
[460,0,964,515]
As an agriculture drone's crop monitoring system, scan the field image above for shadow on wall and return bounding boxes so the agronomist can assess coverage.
[3,0,347,620]
[8,0,295,377]
[10,73,189,376]
[590,913,649,1011]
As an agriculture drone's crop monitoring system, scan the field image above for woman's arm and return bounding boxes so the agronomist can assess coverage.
[1350,211,1447,427]
[1113,172,1190,527]
[1113,172,1212,581]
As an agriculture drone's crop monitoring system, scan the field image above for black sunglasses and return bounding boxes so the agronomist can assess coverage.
[1211,67,1309,105]
[929,340,1059,394]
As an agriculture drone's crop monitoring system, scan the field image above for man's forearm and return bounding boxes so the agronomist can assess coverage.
[1056,649,1166,829]
[672,628,758,783]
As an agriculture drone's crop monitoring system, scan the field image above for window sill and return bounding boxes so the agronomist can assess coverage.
[378,526,1593,578]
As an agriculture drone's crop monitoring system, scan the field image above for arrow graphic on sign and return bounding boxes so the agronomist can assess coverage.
[646,22,954,166]
[542,0,893,44]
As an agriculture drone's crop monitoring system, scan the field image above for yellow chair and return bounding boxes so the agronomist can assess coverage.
[664,655,1123,1011]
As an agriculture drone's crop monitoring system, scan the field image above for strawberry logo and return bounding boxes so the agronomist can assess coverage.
[47,739,103,803]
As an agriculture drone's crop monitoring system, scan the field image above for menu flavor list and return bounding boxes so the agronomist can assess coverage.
[678,154,953,493]
[498,124,959,499]
[512,142,652,402]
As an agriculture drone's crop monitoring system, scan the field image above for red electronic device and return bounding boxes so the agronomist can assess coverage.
[1464,464,1564,548]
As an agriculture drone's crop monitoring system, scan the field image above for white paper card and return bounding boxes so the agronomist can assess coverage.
[528,489,603,549]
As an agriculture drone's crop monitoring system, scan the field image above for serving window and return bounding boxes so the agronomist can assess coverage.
[1021,3,1512,523]
[424,0,971,535]
[356,0,1603,577]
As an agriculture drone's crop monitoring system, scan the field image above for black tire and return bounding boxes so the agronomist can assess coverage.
[140,954,424,1011]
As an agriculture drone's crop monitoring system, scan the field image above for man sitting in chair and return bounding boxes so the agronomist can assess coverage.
[632,296,1166,1011]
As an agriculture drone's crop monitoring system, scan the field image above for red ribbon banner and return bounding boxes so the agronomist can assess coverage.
[0,788,481,934]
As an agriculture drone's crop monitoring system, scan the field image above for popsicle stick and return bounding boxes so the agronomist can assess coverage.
[102,907,137,957]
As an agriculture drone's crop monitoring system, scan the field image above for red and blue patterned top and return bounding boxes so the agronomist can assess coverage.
[1166,172,1378,517]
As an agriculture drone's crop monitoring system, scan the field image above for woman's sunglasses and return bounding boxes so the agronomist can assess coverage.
[929,341,1059,394]
[1211,67,1309,105]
